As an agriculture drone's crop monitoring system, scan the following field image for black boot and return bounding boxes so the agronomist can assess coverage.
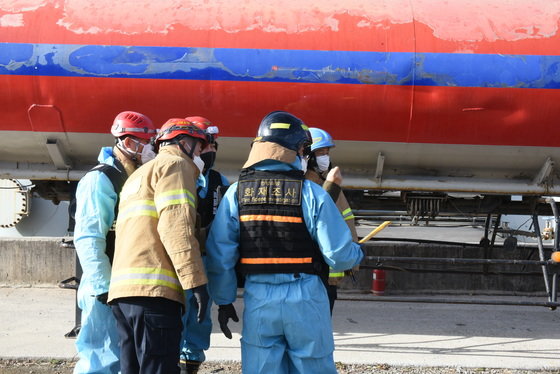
[180,359,201,374]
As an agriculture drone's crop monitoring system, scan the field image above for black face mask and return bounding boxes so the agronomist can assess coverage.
[200,151,216,172]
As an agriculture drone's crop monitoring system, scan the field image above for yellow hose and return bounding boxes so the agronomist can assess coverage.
[358,221,391,244]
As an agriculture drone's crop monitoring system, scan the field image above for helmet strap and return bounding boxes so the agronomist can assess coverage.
[176,136,197,159]
[116,137,142,165]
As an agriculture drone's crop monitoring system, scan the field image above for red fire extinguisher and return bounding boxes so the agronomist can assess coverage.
[371,269,386,296]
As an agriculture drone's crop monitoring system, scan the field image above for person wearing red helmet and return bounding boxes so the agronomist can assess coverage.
[179,116,229,374]
[108,118,210,374]
[73,111,157,374]
[111,111,158,167]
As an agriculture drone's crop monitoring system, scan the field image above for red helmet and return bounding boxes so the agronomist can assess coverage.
[186,116,219,143]
[154,118,208,147]
[111,111,157,140]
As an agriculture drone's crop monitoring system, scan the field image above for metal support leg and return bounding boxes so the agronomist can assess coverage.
[546,198,560,305]
[546,198,560,252]
[58,247,82,338]
[553,273,558,304]
[483,214,501,274]
[532,214,552,303]
[479,213,492,248]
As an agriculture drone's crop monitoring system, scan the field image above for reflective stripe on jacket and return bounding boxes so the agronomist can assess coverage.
[108,146,208,305]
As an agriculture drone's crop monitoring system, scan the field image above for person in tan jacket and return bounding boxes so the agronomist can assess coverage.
[108,118,210,374]
[305,127,359,314]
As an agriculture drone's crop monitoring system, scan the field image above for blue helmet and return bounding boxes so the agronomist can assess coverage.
[256,111,312,152]
[309,127,335,152]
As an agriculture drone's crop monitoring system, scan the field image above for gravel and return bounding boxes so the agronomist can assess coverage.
[1,359,559,374]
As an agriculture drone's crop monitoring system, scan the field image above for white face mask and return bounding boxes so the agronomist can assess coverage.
[118,137,153,164]
[316,154,330,172]
[193,155,205,173]
[299,156,308,173]
[140,143,156,164]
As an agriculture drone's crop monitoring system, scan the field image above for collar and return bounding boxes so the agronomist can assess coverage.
[113,146,138,176]
[158,145,201,178]
[243,141,297,168]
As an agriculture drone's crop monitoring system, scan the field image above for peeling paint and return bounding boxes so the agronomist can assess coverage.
[0,0,47,12]
[2,0,559,43]
[0,12,23,26]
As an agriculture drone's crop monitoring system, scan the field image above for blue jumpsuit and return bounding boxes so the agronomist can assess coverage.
[73,147,121,374]
[206,159,363,374]
[181,170,229,363]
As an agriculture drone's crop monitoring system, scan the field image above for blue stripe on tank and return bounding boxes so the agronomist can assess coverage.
[1,42,559,88]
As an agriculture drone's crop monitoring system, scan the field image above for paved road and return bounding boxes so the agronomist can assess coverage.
[1,287,559,370]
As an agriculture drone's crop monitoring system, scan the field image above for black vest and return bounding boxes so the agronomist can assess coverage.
[197,169,228,228]
[236,168,328,281]
[83,160,127,263]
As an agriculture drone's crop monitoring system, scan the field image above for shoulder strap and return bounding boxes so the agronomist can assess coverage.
[91,158,127,194]
[208,169,223,188]
[69,159,127,220]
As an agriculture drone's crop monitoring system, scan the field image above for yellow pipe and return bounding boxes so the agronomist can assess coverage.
[358,221,391,244]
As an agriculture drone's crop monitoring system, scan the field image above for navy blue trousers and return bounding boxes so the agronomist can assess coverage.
[111,297,183,374]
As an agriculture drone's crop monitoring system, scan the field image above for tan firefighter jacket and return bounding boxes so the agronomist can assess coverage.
[108,146,207,305]
[305,168,359,286]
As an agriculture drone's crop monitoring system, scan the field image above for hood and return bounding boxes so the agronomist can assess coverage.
[242,141,297,169]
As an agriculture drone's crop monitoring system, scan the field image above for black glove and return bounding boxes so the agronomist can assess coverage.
[95,292,108,305]
[191,285,210,323]
[218,304,239,339]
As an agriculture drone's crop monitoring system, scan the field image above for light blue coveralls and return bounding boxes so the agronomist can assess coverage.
[181,170,229,363]
[206,159,363,374]
[73,147,121,374]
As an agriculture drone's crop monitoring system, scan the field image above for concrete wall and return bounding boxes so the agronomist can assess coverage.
[0,238,75,285]
[0,238,550,296]
[338,242,551,296]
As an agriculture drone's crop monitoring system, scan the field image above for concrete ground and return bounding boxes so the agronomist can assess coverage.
[1,286,559,370]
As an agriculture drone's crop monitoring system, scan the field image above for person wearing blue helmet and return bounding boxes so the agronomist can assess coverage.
[306,127,360,315]
[205,111,364,373]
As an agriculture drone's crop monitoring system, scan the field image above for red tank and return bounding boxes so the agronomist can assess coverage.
[1,0,559,196]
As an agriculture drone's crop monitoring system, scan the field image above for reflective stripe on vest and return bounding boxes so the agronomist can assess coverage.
[119,200,158,221]
[155,189,195,211]
[236,168,327,281]
[342,207,355,221]
[111,267,182,292]
[240,214,303,223]
[240,257,313,265]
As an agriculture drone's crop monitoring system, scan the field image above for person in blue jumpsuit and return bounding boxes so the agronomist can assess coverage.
[73,111,157,374]
[180,117,229,374]
[206,111,364,374]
